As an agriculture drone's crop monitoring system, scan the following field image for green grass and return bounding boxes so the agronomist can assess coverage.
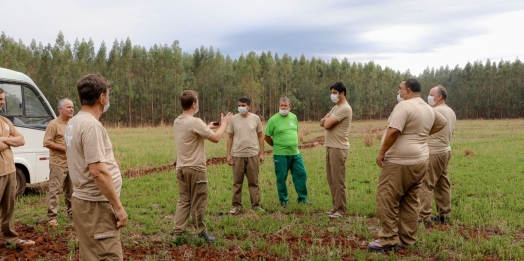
[11,119,524,260]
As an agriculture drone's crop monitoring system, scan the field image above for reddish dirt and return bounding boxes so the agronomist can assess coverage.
[0,219,510,261]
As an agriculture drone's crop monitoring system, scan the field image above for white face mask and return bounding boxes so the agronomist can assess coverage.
[279,109,289,116]
[330,94,340,103]
[194,104,199,115]
[427,96,435,106]
[238,106,248,114]
[396,94,404,103]
[103,101,110,113]
[102,94,110,113]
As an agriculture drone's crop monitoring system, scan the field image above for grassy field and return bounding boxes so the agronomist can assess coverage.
[8,119,524,260]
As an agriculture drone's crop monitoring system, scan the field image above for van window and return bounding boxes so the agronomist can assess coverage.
[0,83,54,129]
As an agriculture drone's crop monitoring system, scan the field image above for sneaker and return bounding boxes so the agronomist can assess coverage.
[229,206,242,215]
[431,215,449,224]
[418,219,433,227]
[325,209,335,215]
[200,233,216,243]
[280,201,289,208]
[252,206,265,212]
[329,212,344,219]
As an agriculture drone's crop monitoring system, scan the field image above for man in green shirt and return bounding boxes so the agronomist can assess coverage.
[264,97,310,207]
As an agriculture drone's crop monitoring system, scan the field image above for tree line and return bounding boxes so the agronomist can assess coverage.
[1,31,523,126]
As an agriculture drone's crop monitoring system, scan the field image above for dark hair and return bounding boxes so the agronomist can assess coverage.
[238,97,251,105]
[0,88,4,94]
[403,78,421,93]
[180,90,198,110]
[76,74,111,106]
[435,85,448,100]
[330,82,346,96]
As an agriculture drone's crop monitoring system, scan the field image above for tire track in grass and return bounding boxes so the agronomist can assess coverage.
[124,136,326,179]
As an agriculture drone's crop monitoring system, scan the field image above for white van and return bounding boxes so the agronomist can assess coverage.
[0,68,56,196]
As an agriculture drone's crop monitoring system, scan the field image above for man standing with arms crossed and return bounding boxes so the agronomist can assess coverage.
[44,98,74,226]
[265,97,310,207]
[172,90,232,243]
[419,85,456,225]
[0,88,35,248]
[320,82,352,219]
[368,79,447,251]
[227,97,265,215]
[65,74,127,260]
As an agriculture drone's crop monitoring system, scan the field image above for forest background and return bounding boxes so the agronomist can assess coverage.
[1,31,523,126]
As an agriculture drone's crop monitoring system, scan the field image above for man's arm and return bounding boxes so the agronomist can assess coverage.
[258,131,265,163]
[322,116,340,129]
[0,142,8,152]
[0,135,25,147]
[429,110,447,135]
[208,112,233,143]
[264,135,273,147]
[89,162,128,229]
[376,127,401,168]
[226,133,234,165]
[44,142,66,153]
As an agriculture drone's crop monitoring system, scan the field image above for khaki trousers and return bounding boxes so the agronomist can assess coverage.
[232,156,260,208]
[419,152,451,221]
[0,172,18,244]
[47,164,73,219]
[72,197,122,261]
[376,160,428,246]
[326,147,349,214]
[173,167,208,236]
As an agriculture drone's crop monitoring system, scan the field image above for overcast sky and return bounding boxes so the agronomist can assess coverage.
[2,0,523,75]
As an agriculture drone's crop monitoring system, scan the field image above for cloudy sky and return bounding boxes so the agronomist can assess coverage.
[2,0,523,75]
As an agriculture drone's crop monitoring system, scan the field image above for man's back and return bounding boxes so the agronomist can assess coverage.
[384,97,446,165]
[173,114,213,171]
[428,104,456,154]
[65,111,122,201]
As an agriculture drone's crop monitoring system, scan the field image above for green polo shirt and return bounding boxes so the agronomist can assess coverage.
[265,112,300,156]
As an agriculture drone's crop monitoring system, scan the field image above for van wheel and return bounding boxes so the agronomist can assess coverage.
[15,167,26,197]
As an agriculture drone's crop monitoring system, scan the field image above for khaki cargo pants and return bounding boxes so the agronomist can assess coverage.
[376,160,428,246]
[326,147,349,215]
[173,167,208,236]
[0,172,19,244]
[47,164,73,219]
[231,156,261,208]
[419,152,452,221]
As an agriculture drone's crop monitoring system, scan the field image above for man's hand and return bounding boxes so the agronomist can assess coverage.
[221,112,233,125]
[376,153,385,168]
[259,153,264,164]
[114,206,128,229]
[226,155,233,166]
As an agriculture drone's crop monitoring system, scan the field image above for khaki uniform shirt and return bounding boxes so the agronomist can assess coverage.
[173,114,214,172]
[227,113,263,157]
[43,118,68,167]
[0,116,20,176]
[65,112,122,201]
[428,104,456,154]
[324,101,353,149]
[383,97,447,165]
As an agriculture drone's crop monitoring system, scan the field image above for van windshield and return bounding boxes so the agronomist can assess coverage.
[1,83,54,130]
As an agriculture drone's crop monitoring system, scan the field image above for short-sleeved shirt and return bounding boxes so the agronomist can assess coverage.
[65,111,122,202]
[173,114,214,172]
[382,97,447,165]
[428,104,456,154]
[227,113,263,157]
[43,118,68,167]
[0,116,21,176]
[265,112,299,156]
[325,101,353,149]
